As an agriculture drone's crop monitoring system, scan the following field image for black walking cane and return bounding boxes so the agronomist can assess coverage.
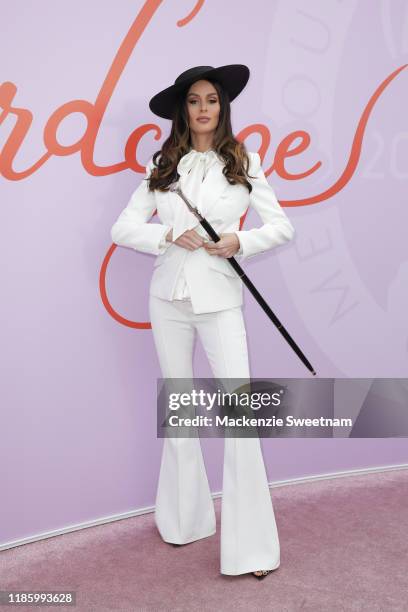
[169,183,317,376]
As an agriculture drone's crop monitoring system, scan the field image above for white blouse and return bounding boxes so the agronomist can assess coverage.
[158,148,242,301]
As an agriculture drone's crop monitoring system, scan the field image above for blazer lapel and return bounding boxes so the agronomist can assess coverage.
[198,161,229,218]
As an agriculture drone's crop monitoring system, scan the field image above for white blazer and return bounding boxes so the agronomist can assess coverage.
[111,151,295,314]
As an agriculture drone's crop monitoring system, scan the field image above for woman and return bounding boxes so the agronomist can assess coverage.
[111,64,295,579]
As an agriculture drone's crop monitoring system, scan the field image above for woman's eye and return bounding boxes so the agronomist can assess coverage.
[188,99,218,104]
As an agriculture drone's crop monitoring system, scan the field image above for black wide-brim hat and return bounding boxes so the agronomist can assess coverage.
[149,64,250,120]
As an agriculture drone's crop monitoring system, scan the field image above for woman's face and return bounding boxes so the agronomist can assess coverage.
[185,79,220,136]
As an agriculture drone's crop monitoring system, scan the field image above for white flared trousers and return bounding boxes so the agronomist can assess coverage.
[149,294,280,575]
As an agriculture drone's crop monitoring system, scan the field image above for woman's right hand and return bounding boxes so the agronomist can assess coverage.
[166,228,206,251]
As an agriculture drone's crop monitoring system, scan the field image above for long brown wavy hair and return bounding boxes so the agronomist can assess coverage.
[147,78,256,193]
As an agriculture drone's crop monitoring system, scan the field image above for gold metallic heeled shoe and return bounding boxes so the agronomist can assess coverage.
[252,569,274,580]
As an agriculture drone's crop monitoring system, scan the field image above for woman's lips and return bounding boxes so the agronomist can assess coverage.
[197,118,210,123]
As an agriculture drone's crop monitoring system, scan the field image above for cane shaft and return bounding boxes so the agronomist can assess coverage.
[199,218,316,376]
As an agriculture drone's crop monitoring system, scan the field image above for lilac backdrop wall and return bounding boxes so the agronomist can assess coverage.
[1,0,407,545]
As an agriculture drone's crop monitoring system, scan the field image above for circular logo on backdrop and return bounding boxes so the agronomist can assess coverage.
[263,1,408,376]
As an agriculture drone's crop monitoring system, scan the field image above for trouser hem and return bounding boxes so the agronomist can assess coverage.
[220,560,280,576]
[159,528,217,546]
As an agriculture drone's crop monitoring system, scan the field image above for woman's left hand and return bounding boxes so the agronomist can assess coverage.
[203,233,241,259]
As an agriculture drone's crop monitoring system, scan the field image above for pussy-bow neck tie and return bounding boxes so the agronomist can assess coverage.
[172,148,220,242]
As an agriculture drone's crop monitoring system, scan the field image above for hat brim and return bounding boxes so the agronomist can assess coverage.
[149,64,250,120]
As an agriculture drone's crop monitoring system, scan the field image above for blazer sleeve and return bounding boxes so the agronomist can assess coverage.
[110,157,172,255]
[234,152,295,261]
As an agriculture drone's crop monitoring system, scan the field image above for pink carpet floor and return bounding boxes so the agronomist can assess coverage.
[1,469,407,611]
